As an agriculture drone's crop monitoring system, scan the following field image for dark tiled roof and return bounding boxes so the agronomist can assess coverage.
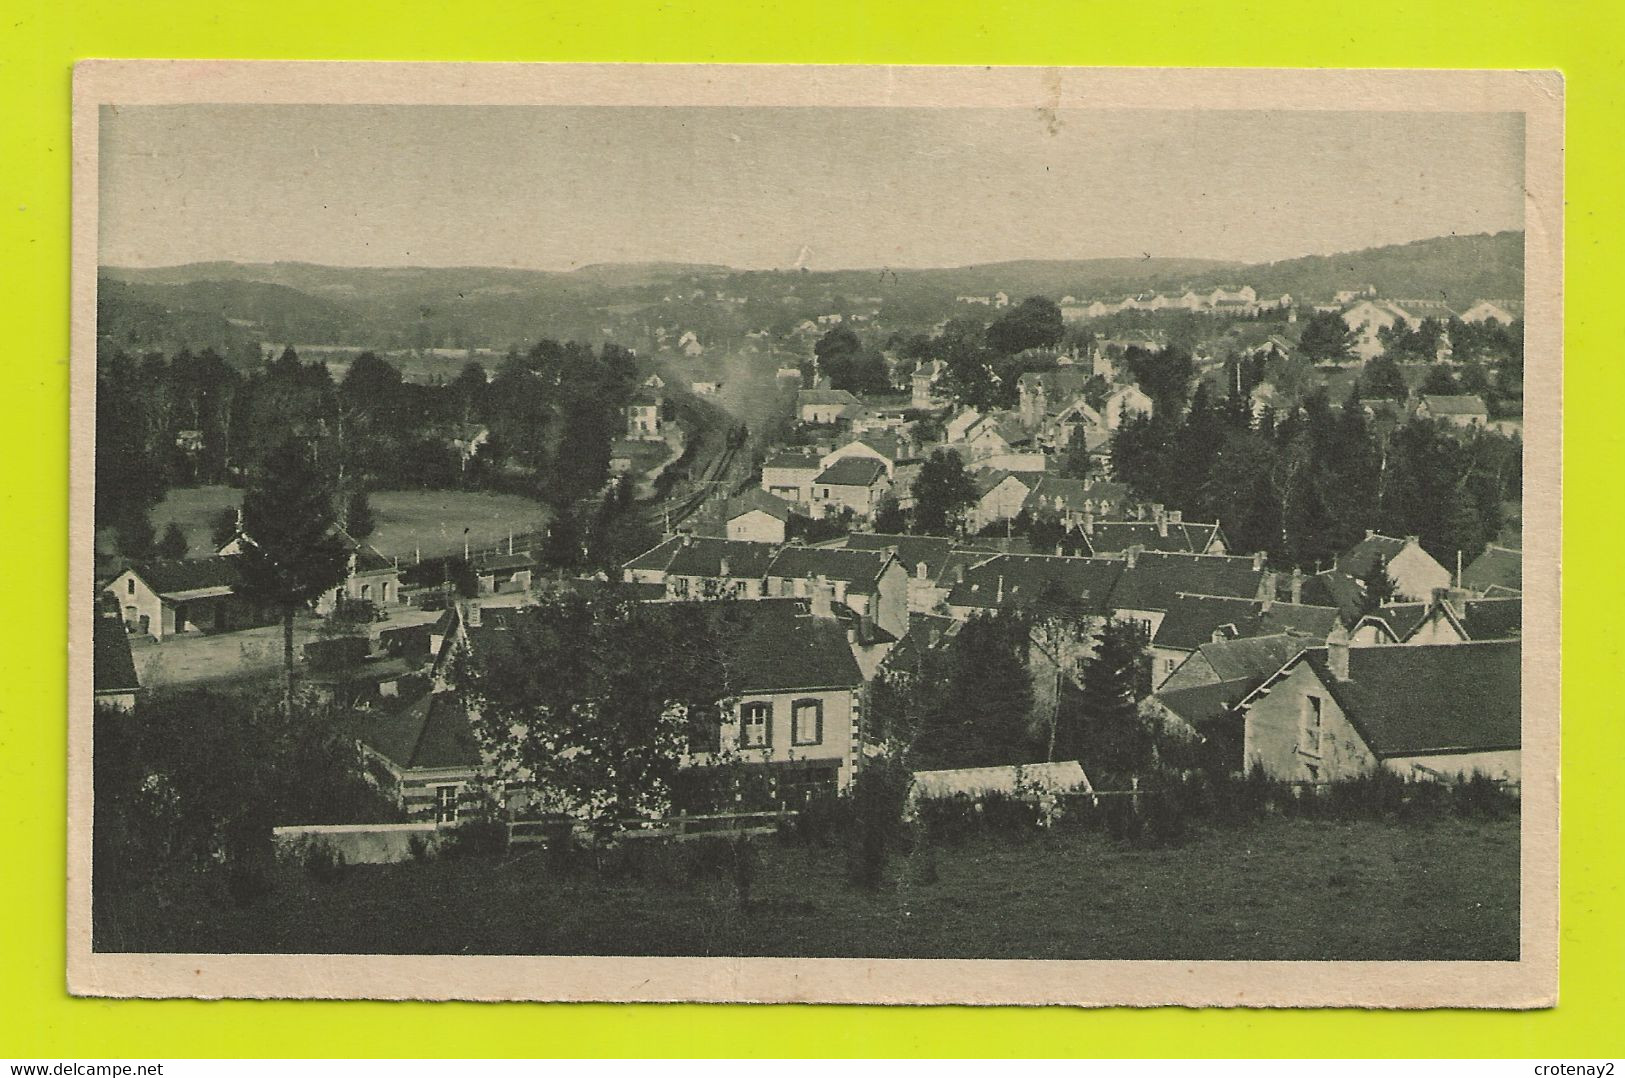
[474,551,537,572]
[726,488,793,523]
[1151,594,1260,651]
[1111,551,1267,612]
[1292,569,1366,619]
[698,598,864,693]
[798,388,861,407]
[1369,602,1428,640]
[1155,679,1255,728]
[135,556,241,596]
[814,456,887,487]
[1462,545,1522,594]
[623,536,778,578]
[1195,633,1307,683]
[352,544,397,575]
[1459,597,1522,640]
[852,432,909,462]
[1084,520,1222,555]
[360,691,482,772]
[766,545,894,591]
[92,611,140,695]
[1339,533,1408,576]
[947,553,1125,618]
[1250,601,1343,640]
[839,533,961,581]
[1302,640,1521,757]
[1152,594,1340,652]
[880,613,962,680]
[1021,477,1133,516]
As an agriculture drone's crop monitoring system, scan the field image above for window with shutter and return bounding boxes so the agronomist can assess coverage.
[791,698,823,746]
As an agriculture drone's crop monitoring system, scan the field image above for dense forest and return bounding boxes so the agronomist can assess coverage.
[1109,381,1521,571]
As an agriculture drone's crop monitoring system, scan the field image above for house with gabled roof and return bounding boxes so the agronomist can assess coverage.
[1017,368,1092,428]
[103,555,267,640]
[1160,633,1309,694]
[218,524,401,616]
[968,469,1040,532]
[722,488,794,544]
[797,387,864,425]
[1239,636,1520,784]
[1143,632,1319,769]
[93,599,142,711]
[820,431,913,478]
[625,386,665,441]
[680,596,870,792]
[358,689,485,823]
[622,535,780,599]
[1336,530,1451,603]
[1020,477,1134,528]
[1101,383,1154,430]
[811,455,892,518]
[1074,510,1228,558]
[434,593,872,798]
[1461,544,1522,596]
[1144,592,1339,687]
[1400,592,1522,645]
[764,545,908,640]
[1109,549,1273,641]
[1460,300,1516,325]
[944,553,1125,623]
[760,446,824,508]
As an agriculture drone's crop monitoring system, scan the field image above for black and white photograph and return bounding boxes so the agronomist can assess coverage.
[69,62,1561,1006]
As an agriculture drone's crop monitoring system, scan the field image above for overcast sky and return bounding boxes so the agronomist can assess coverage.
[99,105,1524,271]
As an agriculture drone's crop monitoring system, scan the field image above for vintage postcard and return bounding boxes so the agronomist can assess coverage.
[68,62,1561,1006]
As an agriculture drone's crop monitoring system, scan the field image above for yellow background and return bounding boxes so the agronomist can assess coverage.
[3,0,1619,1058]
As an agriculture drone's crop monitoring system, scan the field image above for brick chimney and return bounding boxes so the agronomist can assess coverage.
[1290,567,1304,605]
[1252,551,1267,571]
[718,556,730,579]
[1326,622,1351,681]
[1155,507,1168,538]
[467,601,482,628]
[1167,509,1182,525]
[1124,544,1142,569]
[1082,510,1095,536]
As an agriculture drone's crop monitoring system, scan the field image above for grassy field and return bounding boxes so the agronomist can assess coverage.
[95,817,1519,960]
[142,485,551,559]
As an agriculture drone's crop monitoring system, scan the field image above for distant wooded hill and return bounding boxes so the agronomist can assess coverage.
[97,231,1523,360]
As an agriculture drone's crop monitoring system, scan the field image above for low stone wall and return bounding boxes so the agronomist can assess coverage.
[272,821,445,865]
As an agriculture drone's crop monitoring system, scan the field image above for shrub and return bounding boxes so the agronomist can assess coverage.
[785,791,851,846]
[407,833,436,863]
[301,840,349,883]
[1452,772,1518,819]
[915,796,982,846]
[846,756,911,892]
[442,818,508,860]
